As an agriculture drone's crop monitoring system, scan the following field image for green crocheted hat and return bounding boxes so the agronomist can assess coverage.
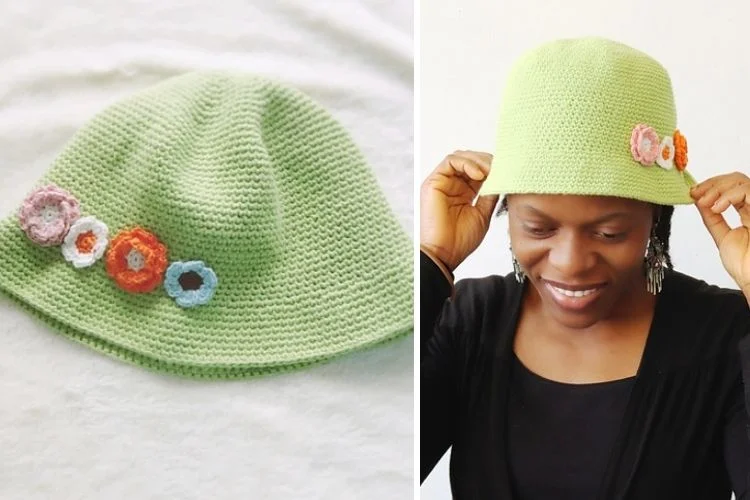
[0,72,413,379]
[478,37,697,204]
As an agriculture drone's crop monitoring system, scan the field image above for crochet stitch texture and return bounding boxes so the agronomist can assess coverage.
[478,37,697,203]
[0,72,413,379]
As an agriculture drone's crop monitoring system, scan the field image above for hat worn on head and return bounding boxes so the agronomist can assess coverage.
[478,37,696,204]
[0,72,413,379]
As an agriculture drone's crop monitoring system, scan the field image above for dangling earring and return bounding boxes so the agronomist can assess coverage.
[644,227,666,295]
[511,248,526,283]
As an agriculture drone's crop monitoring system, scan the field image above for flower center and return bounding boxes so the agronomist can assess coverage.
[179,271,203,291]
[40,204,60,224]
[662,146,672,160]
[75,230,97,254]
[641,138,652,151]
[126,249,146,271]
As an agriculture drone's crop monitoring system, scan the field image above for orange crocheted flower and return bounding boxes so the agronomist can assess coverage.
[673,130,688,171]
[105,227,168,293]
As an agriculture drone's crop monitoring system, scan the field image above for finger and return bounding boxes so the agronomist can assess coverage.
[695,188,722,209]
[434,154,488,182]
[691,176,723,197]
[424,166,480,202]
[695,200,732,249]
[691,172,750,200]
[695,174,749,210]
[436,175,481,199]
[475,194,500,222]
[690,172,750,199]
[452,150,493,175]
[422,171,479,200]
[690,182,709,199]
[446,151,492,180]
[711,184,750,223]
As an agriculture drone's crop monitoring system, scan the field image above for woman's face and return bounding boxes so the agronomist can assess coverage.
[507,194,656,329]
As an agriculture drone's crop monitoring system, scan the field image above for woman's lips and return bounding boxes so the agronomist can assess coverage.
[542,279,607,312]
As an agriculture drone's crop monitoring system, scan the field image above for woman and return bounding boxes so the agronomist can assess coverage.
[420,38,750,499]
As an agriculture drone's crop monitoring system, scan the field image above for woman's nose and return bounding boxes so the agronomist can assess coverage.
[547,232,597,277]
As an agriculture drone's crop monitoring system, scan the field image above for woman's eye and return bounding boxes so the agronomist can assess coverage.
[524,226,553,236]
[597,231,624,240]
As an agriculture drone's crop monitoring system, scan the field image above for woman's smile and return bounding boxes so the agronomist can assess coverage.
[542,279,608,312]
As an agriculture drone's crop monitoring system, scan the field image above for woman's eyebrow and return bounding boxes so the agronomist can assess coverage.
[520,204,632,223]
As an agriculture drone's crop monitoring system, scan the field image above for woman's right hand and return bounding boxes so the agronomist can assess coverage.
[420,150,500,272]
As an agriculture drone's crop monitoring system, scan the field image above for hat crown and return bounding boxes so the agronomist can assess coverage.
[479,37,694,204]
[501,37,675,157]
[47,73,360,276]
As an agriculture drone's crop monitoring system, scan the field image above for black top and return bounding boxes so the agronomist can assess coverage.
[420,252,750,500]
[508,353,634,499]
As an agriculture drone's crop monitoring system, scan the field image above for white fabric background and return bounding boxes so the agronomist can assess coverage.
[0,2,413,499]
[420,0,749,498]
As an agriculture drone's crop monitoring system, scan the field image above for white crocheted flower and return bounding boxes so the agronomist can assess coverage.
[62,216,109,268]
[656,135,675,170]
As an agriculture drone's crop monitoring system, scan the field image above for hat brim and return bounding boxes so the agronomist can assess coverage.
[477,156,698,206]
[0,215,413,379]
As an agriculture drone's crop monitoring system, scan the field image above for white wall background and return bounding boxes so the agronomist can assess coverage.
[0,2,413,499]
[420,0,749,498]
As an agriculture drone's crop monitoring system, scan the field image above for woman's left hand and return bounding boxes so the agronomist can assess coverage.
[691,172,750,302]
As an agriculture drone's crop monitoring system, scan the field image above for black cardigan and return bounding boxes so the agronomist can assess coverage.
[421,252,750,499]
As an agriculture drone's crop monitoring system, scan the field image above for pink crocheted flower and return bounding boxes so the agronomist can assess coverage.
[630,124,660,166]
[18,185,81,246]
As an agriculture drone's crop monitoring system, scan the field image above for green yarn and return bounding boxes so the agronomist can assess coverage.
[0,72,413,379]
[478,37,697,204]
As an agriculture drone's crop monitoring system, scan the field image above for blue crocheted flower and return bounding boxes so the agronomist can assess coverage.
[164,260,218,308]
